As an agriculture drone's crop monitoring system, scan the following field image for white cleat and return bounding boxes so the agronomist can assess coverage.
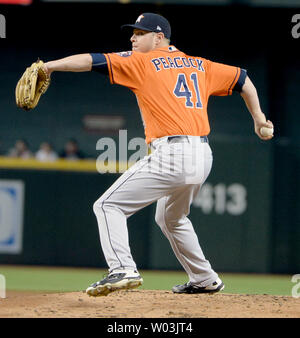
[86,269,143,297]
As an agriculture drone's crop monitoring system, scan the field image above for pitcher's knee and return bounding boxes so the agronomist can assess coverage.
[155,211,177,232]
[93,196,110,215]
[93,197,125,217]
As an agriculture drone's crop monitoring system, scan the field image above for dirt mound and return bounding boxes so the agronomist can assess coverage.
[0,290,299,318]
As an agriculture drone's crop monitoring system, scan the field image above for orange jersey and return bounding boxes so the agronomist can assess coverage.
[104,46,241,144]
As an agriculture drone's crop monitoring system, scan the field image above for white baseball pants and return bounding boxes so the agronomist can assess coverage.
[93,135,219,287]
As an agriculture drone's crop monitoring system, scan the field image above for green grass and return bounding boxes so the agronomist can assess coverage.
[0,265,294,296]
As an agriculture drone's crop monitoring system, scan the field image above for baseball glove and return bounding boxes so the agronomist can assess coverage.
[15,59,51,111]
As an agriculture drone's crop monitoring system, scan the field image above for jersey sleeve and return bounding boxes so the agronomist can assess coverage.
[233,68,247,92]
[104,51,145,92]
[205,59,241,97]
[90,53,109,75]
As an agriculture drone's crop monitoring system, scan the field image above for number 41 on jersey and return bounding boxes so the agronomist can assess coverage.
[174,72,203,109]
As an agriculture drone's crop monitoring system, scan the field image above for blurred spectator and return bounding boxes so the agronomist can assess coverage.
[59,138,85,160]
[7,139,33,159]
[35,142,58,162]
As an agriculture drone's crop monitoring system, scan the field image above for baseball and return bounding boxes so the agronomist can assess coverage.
[260,126,274,137]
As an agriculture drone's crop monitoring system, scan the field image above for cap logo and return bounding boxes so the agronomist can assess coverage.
[156,25,162,31]
[136,15,144,23]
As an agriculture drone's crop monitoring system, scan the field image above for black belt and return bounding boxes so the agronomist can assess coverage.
[167,136,208,143]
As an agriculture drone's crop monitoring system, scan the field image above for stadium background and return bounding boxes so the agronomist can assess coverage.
[0,0,299,278]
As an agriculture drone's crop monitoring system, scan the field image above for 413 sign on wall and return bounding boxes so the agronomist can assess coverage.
[193,183,247,216]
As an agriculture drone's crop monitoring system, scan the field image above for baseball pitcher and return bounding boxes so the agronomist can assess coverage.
[16,13,274,296]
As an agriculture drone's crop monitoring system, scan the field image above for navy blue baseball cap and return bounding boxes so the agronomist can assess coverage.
[121,13,171,40]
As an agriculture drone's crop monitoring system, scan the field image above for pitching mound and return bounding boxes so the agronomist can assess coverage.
[0,290,299,318]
